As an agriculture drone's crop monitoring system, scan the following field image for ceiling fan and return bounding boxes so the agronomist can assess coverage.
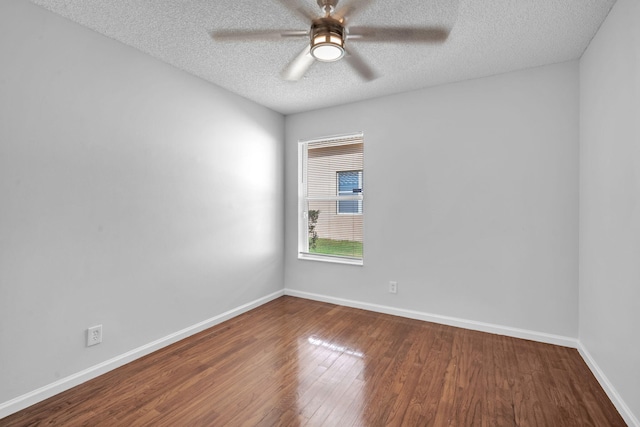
[210,0,450,81]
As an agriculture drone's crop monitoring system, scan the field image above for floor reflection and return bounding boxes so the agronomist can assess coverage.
[307,336,365,358]
[293,334,366,425]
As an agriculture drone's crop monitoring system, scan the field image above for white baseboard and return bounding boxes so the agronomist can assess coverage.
[578,343,639,427]
[0,289,284,420]
[284,289,578,348]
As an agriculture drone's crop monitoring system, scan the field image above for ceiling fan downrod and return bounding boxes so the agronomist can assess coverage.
[316,0,339,15]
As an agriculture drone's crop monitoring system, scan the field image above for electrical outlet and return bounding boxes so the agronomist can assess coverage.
[87,325,102,347]
[389,281,398,294]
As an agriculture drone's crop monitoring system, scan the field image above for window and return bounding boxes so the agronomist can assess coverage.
[337,171,363,214]
[298,133,364,265]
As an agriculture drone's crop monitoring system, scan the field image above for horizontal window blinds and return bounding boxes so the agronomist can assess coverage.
[300,134,364,261]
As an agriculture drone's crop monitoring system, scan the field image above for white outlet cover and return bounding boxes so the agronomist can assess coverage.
[87,325,102,347]
[389,281,398,294]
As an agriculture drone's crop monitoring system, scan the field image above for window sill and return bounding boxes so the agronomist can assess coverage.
[298,253,363,266]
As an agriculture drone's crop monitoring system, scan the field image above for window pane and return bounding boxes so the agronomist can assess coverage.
[338,171,360,192]
[306,199,363,258]
[337,171,362,214]
[338,200,360,213]
[307,144,363,198]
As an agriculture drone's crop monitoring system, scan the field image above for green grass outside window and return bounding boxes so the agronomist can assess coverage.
[309,238,362,258]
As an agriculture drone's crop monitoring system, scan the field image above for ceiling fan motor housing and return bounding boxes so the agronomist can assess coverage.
[310,17,345,62]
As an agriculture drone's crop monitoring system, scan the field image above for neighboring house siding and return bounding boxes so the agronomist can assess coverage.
[308,143,363,242]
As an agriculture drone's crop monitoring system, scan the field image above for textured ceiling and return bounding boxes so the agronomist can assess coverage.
[29,0,616,114]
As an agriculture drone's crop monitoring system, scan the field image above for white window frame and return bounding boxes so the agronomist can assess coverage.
[298,133,364,266]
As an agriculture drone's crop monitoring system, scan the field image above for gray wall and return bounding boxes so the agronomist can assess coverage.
[0,0,284,403]
[579,0,640,421]
[285,61,579,338]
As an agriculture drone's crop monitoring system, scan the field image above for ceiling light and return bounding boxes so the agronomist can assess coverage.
[310,18,345,62]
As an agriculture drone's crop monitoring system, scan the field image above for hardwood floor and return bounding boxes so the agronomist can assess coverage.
[1,296,626,426]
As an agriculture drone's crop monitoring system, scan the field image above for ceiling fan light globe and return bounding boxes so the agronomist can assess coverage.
[311,43,344,62]
[310,18,345,62]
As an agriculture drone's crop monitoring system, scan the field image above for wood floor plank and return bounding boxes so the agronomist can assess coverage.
[0,296,627,426]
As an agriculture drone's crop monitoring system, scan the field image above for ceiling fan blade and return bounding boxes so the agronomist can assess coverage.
[210,29,308,41]
[347,26,449,43]
[344,47,377,81]
[282,45,315,81]
[274,0,317,23]
[333,0,373,22]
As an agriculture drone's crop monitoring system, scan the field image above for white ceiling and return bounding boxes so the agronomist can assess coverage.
[30,0,616,115]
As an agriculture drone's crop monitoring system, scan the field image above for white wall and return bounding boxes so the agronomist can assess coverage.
[579,0,640,423]
[285,62,579,339]
[0,0,284,406]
